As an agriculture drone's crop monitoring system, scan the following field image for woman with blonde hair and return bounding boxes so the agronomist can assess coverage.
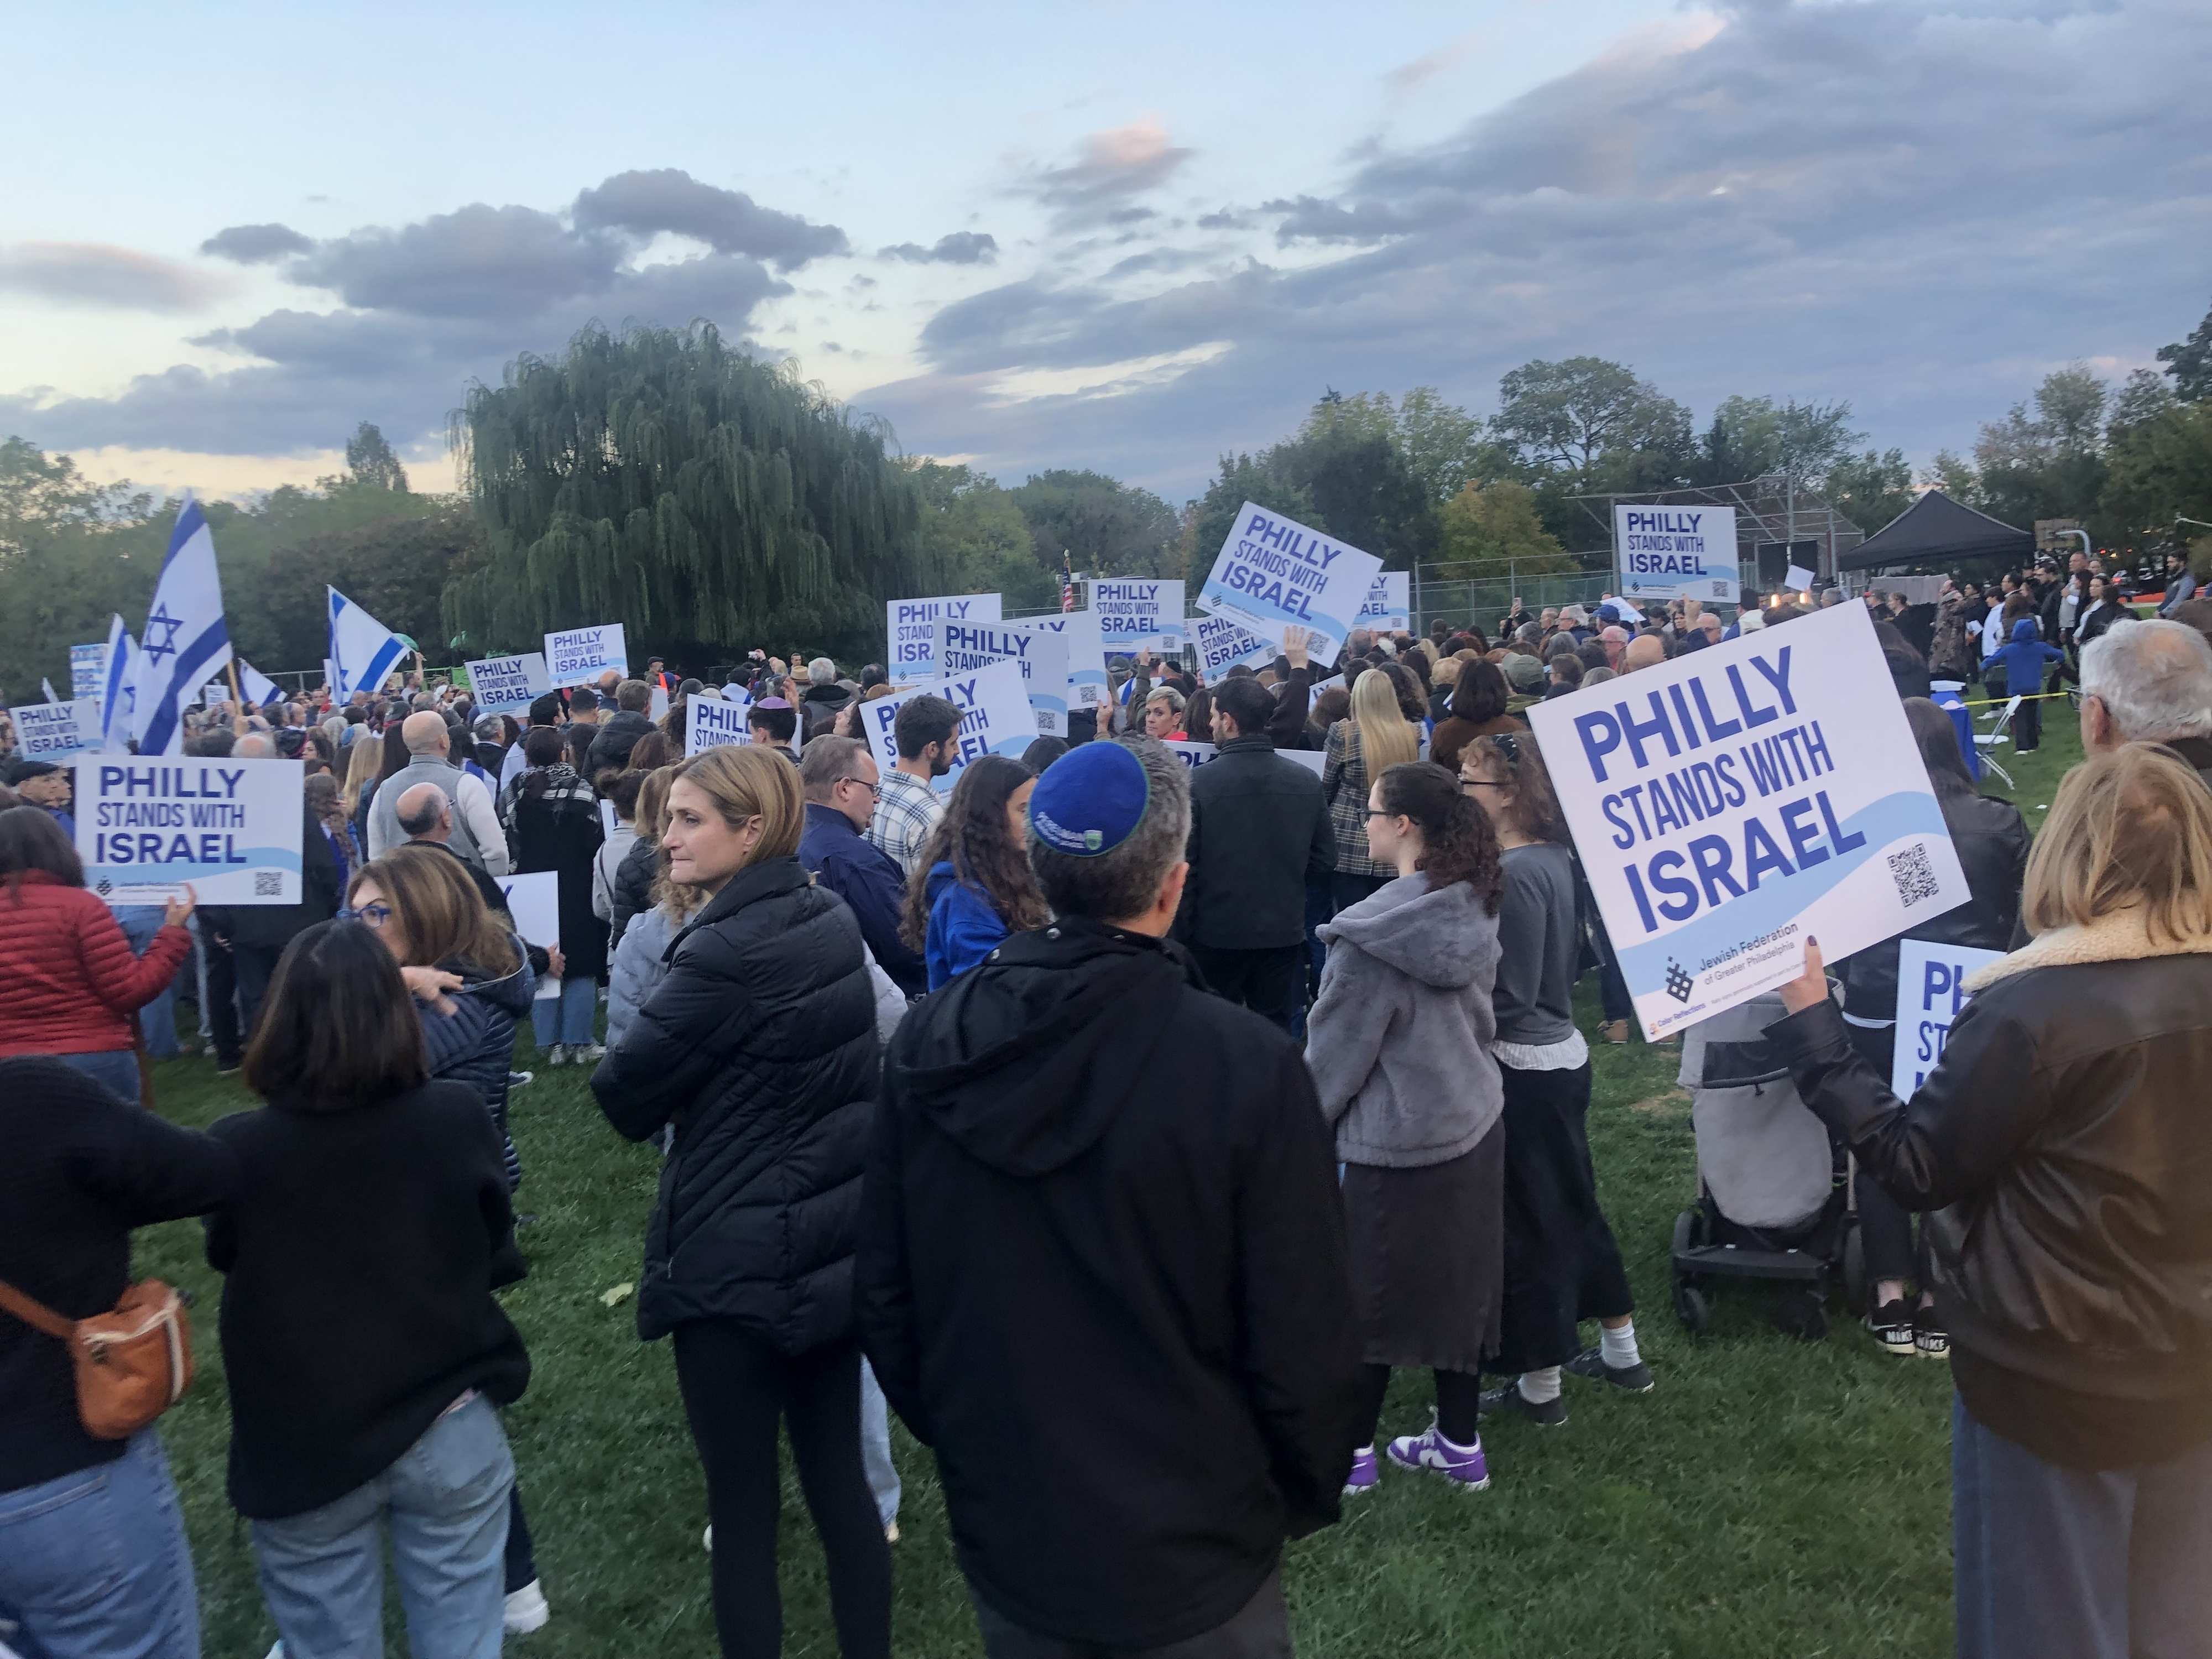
[1322,667,1423,914]
[591,745,889,1659]
[342,727,384,842]
[1769,744,2212,1659]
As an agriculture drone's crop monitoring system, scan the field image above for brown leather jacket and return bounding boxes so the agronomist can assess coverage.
[1768,928,2212,1410]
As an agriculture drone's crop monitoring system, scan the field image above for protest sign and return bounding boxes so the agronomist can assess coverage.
[75,756,305,906]
[69,644,107,701]
[466,653,551,716]
[1092,580,1185,654]
[1195,504,1381,666]
[886,593,1003,684]
[686,692,753,757]
[1193,612,1277,679]
[1164,738,1328,780]
[1786,563,1817,594]
[544,624,628,686]
[1356,572,1412,633]
[599,800,618,839]
[858,660,1032,793]
[1003,611,1108,708]
[1526,601,1970,1040]
[9,698,100,761]
[931,619,1071,736]
[1890,940,2005,1100]
[495,870,562,1000]
[649,685,669,721]
[1613,504,1740,603]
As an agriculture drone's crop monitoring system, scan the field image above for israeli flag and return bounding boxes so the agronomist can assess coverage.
[328,586,408,698]
[136,499,233,757]
[237,660,281,707]
[100,615,138,752]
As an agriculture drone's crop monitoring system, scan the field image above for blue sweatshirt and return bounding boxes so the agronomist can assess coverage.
[1990,617,2063,696]
[925,861,1010,990]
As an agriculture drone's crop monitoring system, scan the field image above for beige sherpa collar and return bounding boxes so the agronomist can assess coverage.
[1964,906,2212,992]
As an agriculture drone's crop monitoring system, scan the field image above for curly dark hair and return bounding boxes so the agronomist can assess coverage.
[1374,761,1501,914]
[1378,660,1429,726]
[1463,730,1568,844]
[899,754,1048,951]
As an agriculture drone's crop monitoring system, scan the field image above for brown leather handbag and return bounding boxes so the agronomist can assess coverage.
[0,1279,194,1439]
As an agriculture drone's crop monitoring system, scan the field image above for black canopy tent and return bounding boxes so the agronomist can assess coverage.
[1835,489,2036,572]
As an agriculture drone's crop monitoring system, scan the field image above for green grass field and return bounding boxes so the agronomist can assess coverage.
[133,706,2083,1657]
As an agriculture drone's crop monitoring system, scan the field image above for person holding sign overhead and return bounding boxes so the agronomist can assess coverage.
[1767,744,2212,1659]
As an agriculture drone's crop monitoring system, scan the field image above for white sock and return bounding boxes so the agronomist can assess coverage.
[1519,1366,1562,1404]
[1600,1319,1641,1369]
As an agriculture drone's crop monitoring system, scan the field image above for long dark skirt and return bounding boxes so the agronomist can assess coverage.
[1493,1061,1634,1375]
[1341,1121,1504,1375]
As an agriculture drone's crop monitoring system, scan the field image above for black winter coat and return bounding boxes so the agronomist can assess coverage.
[585,709,654,779]
[857,919,1364,1648]
[1769,945,2212,1470]
[609,831,657,951]
[590,856,878,1348]
[1177,737,1334,951]
[418,942,535,1191]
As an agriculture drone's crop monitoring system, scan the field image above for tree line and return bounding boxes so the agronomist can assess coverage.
[2,299,2206,702]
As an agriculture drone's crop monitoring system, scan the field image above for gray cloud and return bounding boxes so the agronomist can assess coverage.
[201,223,315,264]
[1023,119,1193,230]
[571,169,847,269]
[879,232,999,265]
[869,0,2212,500]
[290,204,621,319]
[0,242,233,314]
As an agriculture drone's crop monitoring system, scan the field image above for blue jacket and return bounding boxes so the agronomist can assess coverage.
[925,861,1008,992]
[416,940,535,1191]
[1990,617,2063,697]
[800,804,927,998]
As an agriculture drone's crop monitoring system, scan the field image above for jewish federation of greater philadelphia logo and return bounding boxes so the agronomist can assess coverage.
[1664,959,1694,1003]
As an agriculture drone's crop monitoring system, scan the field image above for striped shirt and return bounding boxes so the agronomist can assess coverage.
[869,767,944,878]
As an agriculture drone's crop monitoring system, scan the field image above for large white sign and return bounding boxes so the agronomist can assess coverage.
[1613,504,1740,603]
[1005,611,1108,708]
[931,619,1071,737]
[494,870,563,1001]
[69,644,107,701]
[857,660,1034,794]
[1890,940,2006,1100]
[10,698,100,761]
[1193,613,1277,679]
[1355,572,1412,633]
[76,756,305,907]
[545,624,629,687]
[1091,580,1185,655]
[886,593,1003,684]
[1526,602,1969,1040]
[466,653,551,715]
[1195,503,1383,666]
[1164,738,1325,779]
[685,692,754,757]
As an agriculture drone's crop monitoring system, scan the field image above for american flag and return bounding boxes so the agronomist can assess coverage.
[1060,552,1076,613]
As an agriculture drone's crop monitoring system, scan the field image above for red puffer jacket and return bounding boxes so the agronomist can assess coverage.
[0,874,192,1056]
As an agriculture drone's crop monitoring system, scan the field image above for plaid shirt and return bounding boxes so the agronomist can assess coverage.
[869,766,943,878]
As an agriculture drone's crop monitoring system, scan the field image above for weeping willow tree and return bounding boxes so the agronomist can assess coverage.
[443,322,936,660]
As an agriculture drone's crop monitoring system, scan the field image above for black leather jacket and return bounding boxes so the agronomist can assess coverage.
[1768,952,2212,1422]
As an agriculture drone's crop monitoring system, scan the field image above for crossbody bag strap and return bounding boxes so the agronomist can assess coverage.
[0,1278,78,1340]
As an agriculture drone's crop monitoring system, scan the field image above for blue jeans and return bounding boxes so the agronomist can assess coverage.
[51,1050,139,1105]
[1954,1394,2212,1658]
[0,1430,200,1659]
[860,1359,900,1529]
[252,1394,513,1659]
[529,974,597,1048]
[113,907,181,1058]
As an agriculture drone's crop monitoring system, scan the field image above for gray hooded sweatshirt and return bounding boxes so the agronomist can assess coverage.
[1306,872,1504,1168]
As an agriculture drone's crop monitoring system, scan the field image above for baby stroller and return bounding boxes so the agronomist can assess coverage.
[1670,987,1865,1339]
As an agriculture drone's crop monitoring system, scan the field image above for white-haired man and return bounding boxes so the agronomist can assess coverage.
[2079,618,2212,790]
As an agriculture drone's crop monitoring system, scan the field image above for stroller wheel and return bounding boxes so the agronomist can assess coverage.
[1672,1208,1697,1260]
[1771,1287,1828,1342]
[1674,1281,1711,1337]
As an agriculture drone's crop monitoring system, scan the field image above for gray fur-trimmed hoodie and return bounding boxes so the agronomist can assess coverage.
[1305,872,1504,1168]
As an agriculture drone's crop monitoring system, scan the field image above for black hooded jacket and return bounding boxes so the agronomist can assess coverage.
[591,857,878,1348]
[857,918,1363,1648]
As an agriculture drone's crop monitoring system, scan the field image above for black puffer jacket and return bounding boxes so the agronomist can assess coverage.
[590,856,878,1348]
[417,941,535,1192]
[609,830,658,950]
[1768,940,2212,1468]
[1838,785,2030,1024]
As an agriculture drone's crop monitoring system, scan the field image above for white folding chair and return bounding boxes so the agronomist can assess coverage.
[1973,695,2022,789]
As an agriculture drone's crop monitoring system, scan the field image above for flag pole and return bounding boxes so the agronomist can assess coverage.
[226,659,247,735]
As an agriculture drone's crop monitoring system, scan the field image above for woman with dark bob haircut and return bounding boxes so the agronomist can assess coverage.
[1429,659,1525,775]
[208,919,530,1658]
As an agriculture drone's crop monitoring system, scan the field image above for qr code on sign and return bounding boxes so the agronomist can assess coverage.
[1888,842,1938,909]
[254,870,284,897]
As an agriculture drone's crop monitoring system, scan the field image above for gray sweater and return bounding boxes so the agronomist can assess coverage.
[1493,843,1579,1047]
[1306,872,1503,1168]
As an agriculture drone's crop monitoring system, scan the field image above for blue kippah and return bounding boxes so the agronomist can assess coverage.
[1029,741,1149,857]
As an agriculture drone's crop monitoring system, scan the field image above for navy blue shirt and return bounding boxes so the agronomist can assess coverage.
[799,802,927,998]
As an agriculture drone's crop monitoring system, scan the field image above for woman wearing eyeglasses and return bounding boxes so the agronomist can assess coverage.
[1458,732,1648,1428]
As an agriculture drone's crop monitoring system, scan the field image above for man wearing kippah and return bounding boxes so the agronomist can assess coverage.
[858,738,1364,1657]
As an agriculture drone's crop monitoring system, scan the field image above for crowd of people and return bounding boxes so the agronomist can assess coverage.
[3,582,2210,1659]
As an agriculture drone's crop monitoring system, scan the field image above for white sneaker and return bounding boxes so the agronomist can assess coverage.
[264,1643,285,1659]
[545,1045,568,1067]
[702,1524,714,1553]
[503,1578,550,1635]
[572,1042,607,1063]
[509,1070,535,1089]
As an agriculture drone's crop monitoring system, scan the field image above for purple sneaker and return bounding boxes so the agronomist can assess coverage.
[1343,1444,1379,1496]
[1386,1418,1491,1491]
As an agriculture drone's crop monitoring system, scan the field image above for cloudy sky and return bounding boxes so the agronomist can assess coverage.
[3,0,2205,503]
